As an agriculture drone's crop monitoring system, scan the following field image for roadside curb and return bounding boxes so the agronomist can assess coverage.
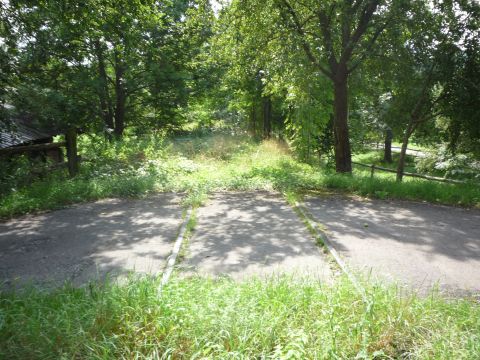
[159,207,193,293]
[295,201,366,300]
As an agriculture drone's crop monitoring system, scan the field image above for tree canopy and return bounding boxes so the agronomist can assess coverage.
[1,0,479,171]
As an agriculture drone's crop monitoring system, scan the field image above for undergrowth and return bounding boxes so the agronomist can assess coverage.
[1,132,479,217]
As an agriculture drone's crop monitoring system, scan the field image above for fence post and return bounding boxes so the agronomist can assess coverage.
[65,128,79,177]
[370,164,375,178]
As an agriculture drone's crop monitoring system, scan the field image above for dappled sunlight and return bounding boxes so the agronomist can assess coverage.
[0,194,183,288]
[183,192,332,281]
[305,195,480,293]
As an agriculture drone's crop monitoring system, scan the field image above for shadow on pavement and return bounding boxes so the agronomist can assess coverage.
[0,193,183,288]
[183,191,332,281]
[304,195,480,293]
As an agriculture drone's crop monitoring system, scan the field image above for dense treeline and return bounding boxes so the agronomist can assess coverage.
[216,0,480,176]
[1,0,479,175]
[1,0,214,135]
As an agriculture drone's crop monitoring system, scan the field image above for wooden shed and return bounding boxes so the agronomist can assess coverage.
[0,117,64,163]
[1,107,79,176]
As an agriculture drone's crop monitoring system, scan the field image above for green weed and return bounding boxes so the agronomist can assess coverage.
[1,132,479,218]
[0,275,478,359]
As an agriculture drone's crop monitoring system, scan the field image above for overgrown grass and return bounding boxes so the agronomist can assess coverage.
[1,275,478,359]
[1,134,479,358]
[353,150,418,173]
[1,132,479,217]
[0,174,159,217]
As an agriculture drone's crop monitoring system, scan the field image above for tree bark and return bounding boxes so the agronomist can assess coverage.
[114,51,126,137]
[396,122,415,182]
[94,40,114,131]
[332,65,352,173]
[65,128,79,177]
[250,102,257,136]
[263,96,272,139]
[384,127,393,163]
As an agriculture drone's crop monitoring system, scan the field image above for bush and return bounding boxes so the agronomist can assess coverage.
[415,144,480,181]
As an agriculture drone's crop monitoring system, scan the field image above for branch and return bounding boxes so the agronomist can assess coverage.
[347,17,390,73]
[411,108,444,131]
[402,56,438,118]
[317,6,338,70]
[276,0,333,79]
[125,82,150,96]
[106,74,115,87]
[340,0,381,64]
[413,90,448,123]
[351,0,365,15]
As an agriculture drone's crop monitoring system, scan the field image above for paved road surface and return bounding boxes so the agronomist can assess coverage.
[183,192,332,281]
[304,196,480,294]
[2,190,478,295]
[0,194,183,287]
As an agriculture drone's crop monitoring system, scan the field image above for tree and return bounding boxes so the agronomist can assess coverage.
[211,4,279,138]
[270,0,407,172]
[0,3,16,130]
[3,0,213,136]
[441,23,480,155]
[372,0,479,181]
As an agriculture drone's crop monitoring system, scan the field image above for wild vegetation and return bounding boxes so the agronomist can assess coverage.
[1,275,479,359]
[1,132,479,218]
[1,0,479,175]
[1,0,480,358]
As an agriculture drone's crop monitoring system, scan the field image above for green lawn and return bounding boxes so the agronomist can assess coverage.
[352,149,448,177]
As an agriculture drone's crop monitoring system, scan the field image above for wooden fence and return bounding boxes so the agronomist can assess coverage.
[352,161,471,185]
[0,128,79,177]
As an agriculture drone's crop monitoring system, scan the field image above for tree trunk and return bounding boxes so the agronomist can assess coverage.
[263,96,272,139]
[250,102,257,136]
[396,123,414,182]
[384,128,393,163]
[94,40,114,131]
[114,51,126,137]
[333,66,352,173]
[65,128,79,177]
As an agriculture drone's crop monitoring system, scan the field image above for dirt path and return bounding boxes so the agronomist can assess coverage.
[304,196,480,294]
[182,192,332,281]
[0,194,183,288]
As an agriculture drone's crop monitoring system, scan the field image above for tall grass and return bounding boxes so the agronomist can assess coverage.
[1,275,478,359]
[1,132,479,218]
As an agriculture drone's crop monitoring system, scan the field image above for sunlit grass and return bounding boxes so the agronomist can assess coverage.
[1,275,478,359]
[1,134,479,358]
[1,132,479,217]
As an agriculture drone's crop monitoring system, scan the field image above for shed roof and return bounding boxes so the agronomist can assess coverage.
[0,121,53,149]
[1,104,65,149]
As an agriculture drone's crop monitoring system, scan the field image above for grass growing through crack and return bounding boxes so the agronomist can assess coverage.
[1,275,479,359]
[1,132,479,218]
[177,209,197,263]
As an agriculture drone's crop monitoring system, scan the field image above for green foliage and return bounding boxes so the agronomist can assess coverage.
[415,145,480,181]
[1,133,479,218]
[2,0,214,135]
[0,155,39,195]
[1,275,479,358]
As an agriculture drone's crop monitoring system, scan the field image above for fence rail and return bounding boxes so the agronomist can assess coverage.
[352,161,471,185]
